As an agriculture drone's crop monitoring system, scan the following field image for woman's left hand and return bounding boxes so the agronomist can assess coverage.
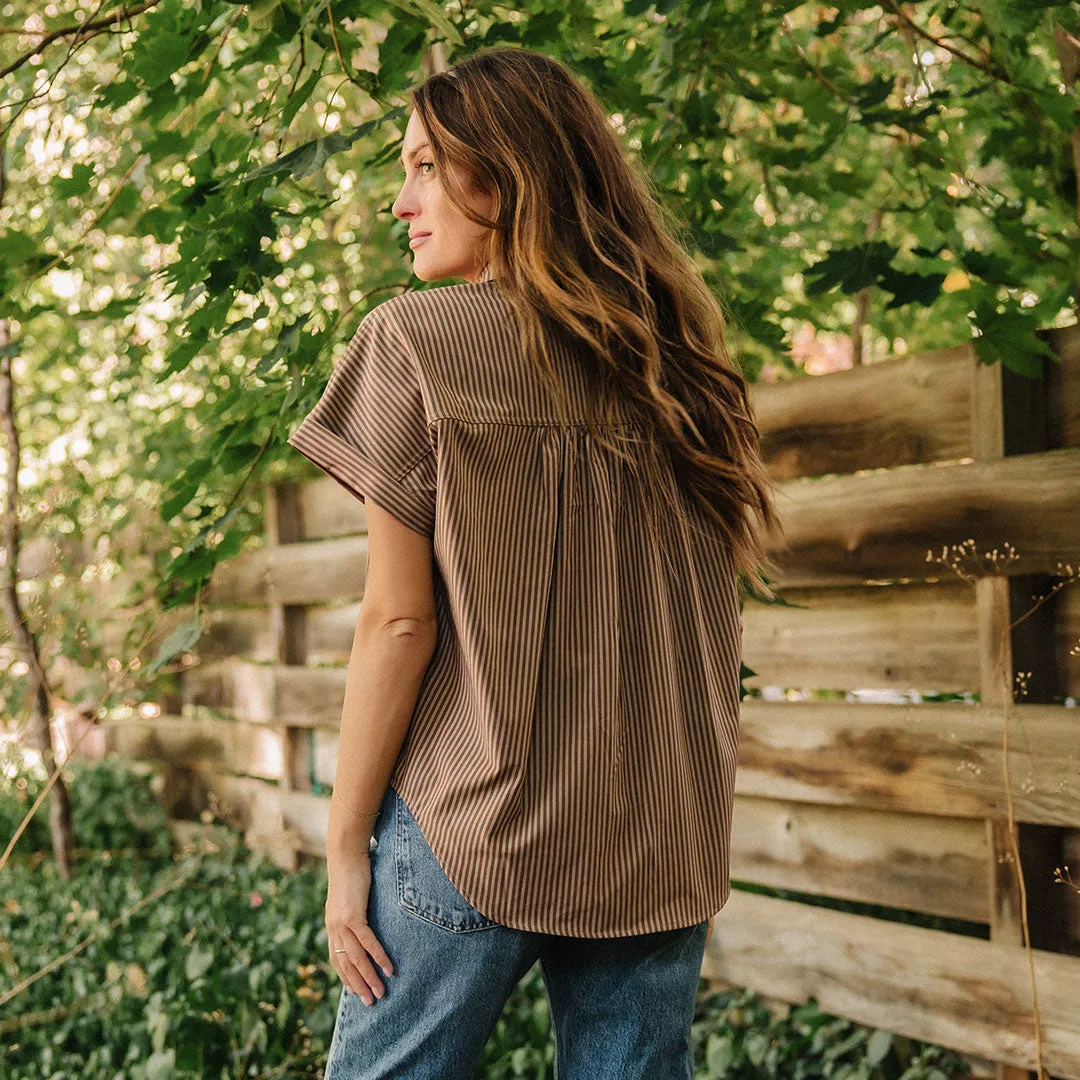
[325,849,394,1004]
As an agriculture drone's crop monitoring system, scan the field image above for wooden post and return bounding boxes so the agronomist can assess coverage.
[971,343,1068,1080]
[265,480,308,871]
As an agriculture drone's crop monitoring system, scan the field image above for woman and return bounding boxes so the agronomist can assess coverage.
[287,44,781,1080]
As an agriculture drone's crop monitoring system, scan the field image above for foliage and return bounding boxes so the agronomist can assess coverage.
[0,1,1077,694]
[1,781,338,1078]
[0,753,172,858]
[689,989,973,1080]
[0,757,977,1080]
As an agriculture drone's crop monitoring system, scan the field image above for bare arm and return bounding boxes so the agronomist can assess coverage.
[326,612,436,857]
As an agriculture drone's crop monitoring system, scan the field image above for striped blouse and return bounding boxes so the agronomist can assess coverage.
[287,271,744,937]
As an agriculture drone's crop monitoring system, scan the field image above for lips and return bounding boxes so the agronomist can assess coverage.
[409,232,432,247]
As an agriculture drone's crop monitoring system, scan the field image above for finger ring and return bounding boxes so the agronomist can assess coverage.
[333,947,347,953]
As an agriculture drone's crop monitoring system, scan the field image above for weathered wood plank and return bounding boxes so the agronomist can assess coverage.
[764,447,1080,587]
[742,580,978,693]
[704,890,1080,1078]
[706,322,1077,482]
[208,449,1080,603]
[749,344,974,480]
[302,699,1080,827]
[198,573,1048,697]
[199,608,276,662]
[728,794,990,922]
[204,450,1080,603]
[203,535,369,607]
[101,714,284,781]
[295,476,368,542]
[194,603,362,666]
[193,772,297,869]
[735,700,1079,829]
[181,661,277,721]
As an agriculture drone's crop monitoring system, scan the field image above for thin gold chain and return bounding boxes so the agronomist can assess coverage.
[332,788,381,819]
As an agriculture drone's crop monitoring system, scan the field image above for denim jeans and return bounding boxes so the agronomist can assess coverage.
[324,783,711,1080]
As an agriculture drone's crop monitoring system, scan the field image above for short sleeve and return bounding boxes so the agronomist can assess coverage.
[287,301,436,538]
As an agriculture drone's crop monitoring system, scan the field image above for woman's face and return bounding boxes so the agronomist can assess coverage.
[392,111,493,284]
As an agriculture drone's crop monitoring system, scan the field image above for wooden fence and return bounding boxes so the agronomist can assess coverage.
[104,321,1080,1080]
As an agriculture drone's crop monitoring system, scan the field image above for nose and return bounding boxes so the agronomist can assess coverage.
[392,189,415,221]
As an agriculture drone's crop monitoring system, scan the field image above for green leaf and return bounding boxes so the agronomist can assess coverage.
[258,313,312,375]
[1,229,40,265]
[803,242,897,296]
[52,164,96,199]
[234,128,361,185]
[130,30,195,90]
[382,0,464,46]
[1030,86,1079,133]
[971,300,1059,376]
[283,68,324,131]
[877,268,947,309]
[865,1028,892,1065]
[146,617,204,675]
[162,477,203,521]
[161,335,203,377]
[145,1049,175,1080]
[185,943,216,981]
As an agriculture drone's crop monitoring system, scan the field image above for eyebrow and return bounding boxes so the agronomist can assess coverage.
[400,141,431,166]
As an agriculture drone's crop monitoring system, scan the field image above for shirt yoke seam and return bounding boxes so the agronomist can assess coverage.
[428,416,638,429]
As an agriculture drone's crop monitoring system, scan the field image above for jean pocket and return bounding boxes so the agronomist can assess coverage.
[393,789,500,933]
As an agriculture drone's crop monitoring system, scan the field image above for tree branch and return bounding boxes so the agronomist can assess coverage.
[879,0,1007,84]
[0,1,162,80]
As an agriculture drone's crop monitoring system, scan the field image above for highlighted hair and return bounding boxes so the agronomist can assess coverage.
[409,46,784,601]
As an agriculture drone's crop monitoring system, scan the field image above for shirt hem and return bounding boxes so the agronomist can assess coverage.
[394,780,730,938]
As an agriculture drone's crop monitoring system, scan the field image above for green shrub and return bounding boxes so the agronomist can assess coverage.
[0,758,975,1079]
[1,802,337,1078]
[1,753,171,858]
[690,989,972,1080]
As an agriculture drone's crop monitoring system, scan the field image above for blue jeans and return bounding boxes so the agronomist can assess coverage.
[324,783,710,1080]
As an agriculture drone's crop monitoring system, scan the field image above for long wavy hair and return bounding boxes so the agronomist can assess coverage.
[408,46,784,601]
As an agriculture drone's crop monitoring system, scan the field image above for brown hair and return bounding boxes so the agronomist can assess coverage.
[408,46,784,601]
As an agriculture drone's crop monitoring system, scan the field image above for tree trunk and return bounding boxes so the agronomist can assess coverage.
[0,315,76,879]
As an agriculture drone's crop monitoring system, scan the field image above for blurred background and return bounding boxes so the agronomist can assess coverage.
[2,2,1079,1078]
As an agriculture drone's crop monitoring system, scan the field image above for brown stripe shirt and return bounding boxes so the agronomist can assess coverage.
[288,274,743,937]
